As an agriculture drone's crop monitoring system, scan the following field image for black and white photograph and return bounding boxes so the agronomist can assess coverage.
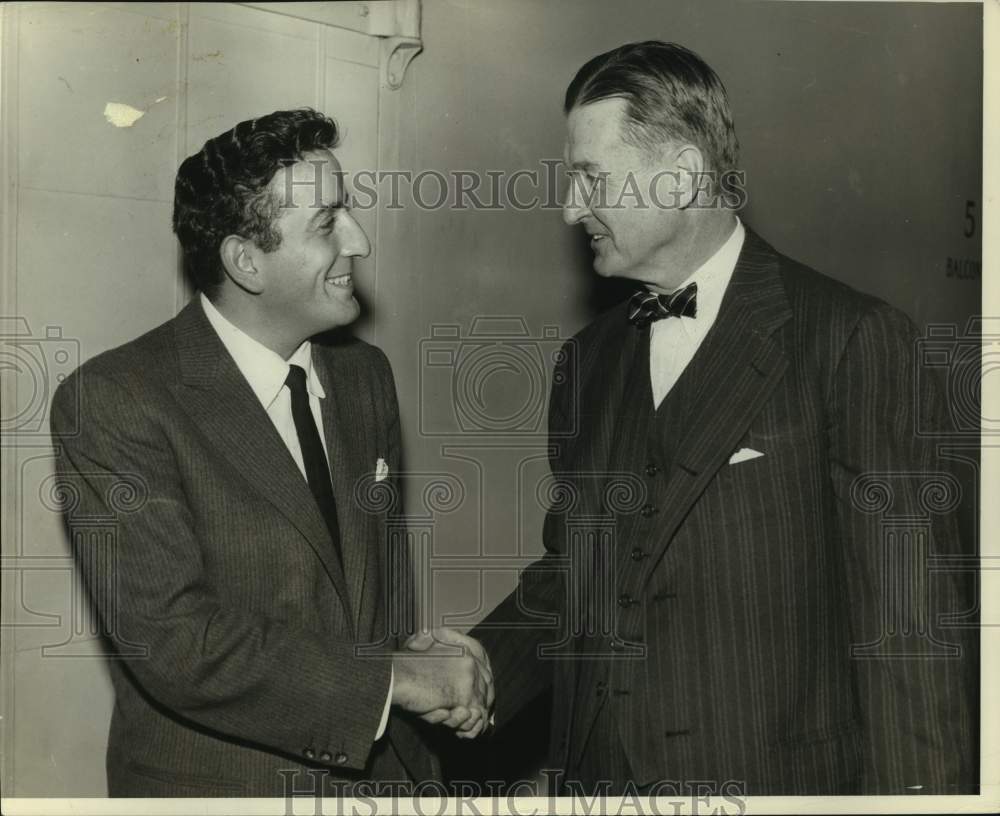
[0,0,994,813]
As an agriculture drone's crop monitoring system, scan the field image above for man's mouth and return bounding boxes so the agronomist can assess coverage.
[326,273,353,288]
[590,234,607,247]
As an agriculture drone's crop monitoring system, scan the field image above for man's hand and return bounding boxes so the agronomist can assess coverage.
[391,628,494,739]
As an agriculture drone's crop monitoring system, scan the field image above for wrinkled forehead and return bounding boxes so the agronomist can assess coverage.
[270,148,344,211]
[563,97,634,169]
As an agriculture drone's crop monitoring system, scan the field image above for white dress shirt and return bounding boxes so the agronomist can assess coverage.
[649,217,745,408]
[200,294,392,741]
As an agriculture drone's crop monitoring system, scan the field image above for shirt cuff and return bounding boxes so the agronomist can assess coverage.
[375,667,393,741]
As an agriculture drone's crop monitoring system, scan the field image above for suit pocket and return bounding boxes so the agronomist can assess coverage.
[121,760,246,796]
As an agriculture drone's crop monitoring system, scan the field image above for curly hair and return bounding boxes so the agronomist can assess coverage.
[565,41,739,192]
[172,108,340,297]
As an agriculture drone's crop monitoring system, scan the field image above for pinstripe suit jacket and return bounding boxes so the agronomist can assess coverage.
[476,228,975,794]
[50,298,436,796]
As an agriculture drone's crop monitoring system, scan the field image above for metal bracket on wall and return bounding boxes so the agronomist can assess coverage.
[240,0,422,90]
[382,35,422,90]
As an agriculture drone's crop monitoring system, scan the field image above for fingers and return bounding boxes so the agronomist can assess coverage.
[431,629,494,702]
[429,628,490,667]
[441,706,474,729]
[456,708,485,738]
[418,708,453,725]
[400,627,495,738]
[403,630,436,652]
[459,706,490,739]
[485,672,495,711]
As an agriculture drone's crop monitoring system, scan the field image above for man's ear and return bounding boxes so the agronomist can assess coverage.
[219,235,264,295]
[672,144,709,210]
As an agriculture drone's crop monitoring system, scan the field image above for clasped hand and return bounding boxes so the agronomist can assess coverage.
[391,627,494,739]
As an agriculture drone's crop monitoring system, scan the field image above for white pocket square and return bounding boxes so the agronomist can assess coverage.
[728,447,764,465]
[375,458,389,482]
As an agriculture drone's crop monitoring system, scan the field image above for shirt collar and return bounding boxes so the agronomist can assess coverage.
[654,216,744,337]
[680,215,744,293]
[199,293,326,410]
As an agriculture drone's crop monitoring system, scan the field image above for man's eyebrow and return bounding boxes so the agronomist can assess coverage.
[308,202,340,226]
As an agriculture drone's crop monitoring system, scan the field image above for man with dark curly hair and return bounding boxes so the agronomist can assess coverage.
[50,109,492,797]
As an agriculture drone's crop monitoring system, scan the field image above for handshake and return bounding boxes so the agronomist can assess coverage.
[391,628,494,739]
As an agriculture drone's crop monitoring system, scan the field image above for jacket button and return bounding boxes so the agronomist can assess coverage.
[618,594,634,608]
[645,463,658,477]
[303,748,315,760]
[640,504,658,517]
[631,547,647,561]
[320,751,332,763]
[334,752,348,765]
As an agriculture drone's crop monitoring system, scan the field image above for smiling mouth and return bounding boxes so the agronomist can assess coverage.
[326,273,353,288]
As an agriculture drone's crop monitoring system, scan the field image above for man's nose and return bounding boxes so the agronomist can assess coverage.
[562,178,591,226]
[340,213,371,259]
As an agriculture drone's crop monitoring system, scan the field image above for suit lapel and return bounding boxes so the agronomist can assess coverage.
[314,347,373,630]
[635,229,793,585]
[168,300,355,628]
[567,304,641,519]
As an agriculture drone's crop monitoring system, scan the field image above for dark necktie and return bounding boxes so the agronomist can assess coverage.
[285,364,343,567]
[627,282,698,327]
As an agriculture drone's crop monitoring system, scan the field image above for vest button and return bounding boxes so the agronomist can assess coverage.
[640,504,658,517]
[631,547,647,561]
[618,593,635,608]
[645,463,659,477]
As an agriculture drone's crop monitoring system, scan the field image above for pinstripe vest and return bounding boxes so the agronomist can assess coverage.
[569,324,694,761]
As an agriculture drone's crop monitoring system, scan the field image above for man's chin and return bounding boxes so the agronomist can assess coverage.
[313,302,361,334]
[592,257,618,278]
[593,258,635,282]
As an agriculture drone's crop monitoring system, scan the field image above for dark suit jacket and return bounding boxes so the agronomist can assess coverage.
[50,298,436,796]
[475,228,976,794]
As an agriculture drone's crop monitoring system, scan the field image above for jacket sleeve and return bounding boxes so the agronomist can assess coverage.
[827,302,976,793]
[50,365,392,771]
